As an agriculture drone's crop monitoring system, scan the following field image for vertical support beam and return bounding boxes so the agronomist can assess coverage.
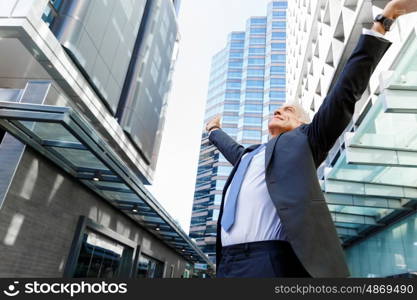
[162,259,168,278]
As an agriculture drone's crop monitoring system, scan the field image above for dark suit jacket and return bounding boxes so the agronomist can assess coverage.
[208,34,391,277]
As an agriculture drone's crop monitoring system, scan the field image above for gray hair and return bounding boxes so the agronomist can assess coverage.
[286,101,311,124]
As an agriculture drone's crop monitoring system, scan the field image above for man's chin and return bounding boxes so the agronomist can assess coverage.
[268,125,281,136]
[268,122,282,131]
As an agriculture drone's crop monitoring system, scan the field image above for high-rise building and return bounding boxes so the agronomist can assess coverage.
[286,0,417,277]
[189,1,288,264]
[0,0,213,278]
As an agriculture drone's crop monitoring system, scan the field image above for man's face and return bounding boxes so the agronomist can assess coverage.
[268,105,302,137]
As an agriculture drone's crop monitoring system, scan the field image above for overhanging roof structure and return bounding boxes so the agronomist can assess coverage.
[322,29,417,245]
[0,100,214,270]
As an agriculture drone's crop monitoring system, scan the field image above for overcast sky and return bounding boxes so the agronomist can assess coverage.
[146,0,272,233]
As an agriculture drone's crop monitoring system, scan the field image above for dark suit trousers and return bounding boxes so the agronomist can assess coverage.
[216,240,311,278]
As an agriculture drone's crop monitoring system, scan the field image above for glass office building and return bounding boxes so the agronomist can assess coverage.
[286,0,417,277]
[0,0,213,278]
[189,1,288,264]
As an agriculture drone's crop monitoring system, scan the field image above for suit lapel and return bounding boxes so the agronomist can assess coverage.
[265,133,283,168]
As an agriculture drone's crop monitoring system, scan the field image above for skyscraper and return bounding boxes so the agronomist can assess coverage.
[0,0,213,278]
[190,1,288,264]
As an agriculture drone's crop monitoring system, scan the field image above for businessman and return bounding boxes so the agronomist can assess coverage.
[206,0,417,278]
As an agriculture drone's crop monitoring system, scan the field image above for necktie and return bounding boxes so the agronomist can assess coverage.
[221,144,266,232]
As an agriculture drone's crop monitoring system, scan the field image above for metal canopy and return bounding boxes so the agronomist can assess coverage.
[322,30,417,245]
[0,101,213,269]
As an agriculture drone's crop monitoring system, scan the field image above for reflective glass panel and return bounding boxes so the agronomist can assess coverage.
[20,121,79,143]
[73,229,127,278]
[389,34,417,89]
[49,147,109,170]
[328,153,417,187]
[350,100,417,151]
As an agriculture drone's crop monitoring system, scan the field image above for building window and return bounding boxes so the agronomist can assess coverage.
[244,117,262,126]
[251,27,267,34]
[224,103,240,111]
[65,217,136,278]
[243,130,262,139]
[223,115,239,123]
[270,78,286,87]
[214,195,222,205]
[251,18,267,24]
[216,180,226,190]
[272,11,286,18]
[271,43,286,50]
[72,229,133,278]
[231,41,245,49]
[248,58,265,66]
[246,91,264,100]
[273,2,288,8]
[246,80,264,88]
[272,21,286,29]
[230,52,244,58]
[225,92,241,99]
[244,104,263,113]
[228,61,243,68]
[222,127,238,135]
[212,209,220,221]
[137,254,165,278]
[269,104,282,112]
[272,32,286,40]
[217,165,233,176]
[270,91,286,100]
[248,48,266,55]
[42,0,64,26]
[247,69,265,77]
[183,269,190,278]
[271,66,286,74]
[249,38,266,45]
[271,54,286,62]
[226,81,241,89]
[228,71,242,78]
[232,32,245,39]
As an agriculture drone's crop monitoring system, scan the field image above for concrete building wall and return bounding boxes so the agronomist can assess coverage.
[0,147,190,278]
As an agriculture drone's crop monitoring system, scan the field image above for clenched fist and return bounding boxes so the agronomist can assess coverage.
[206,115,221,133]
[383,0,417,19]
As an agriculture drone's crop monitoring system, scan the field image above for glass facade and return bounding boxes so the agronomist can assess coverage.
[42,0,179,175]
[345,211,417,277]
[189,1,288,264]
[48,0,148,114]
[321,28,417,277]
[73,229,130,278]
[137,254,165,278]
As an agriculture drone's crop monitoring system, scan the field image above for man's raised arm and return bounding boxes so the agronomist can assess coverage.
[304,0,417,157]
[206,115,245,166]
[304,32,391,156]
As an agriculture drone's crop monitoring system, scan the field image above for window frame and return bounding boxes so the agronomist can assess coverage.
[64,216,137,278]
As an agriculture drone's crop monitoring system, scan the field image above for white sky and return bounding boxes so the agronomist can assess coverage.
[146,0,272,233]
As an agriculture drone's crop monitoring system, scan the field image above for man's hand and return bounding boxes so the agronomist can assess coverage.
[373,0,417,35]
[384,0,417,19]
[206,115,221,133]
